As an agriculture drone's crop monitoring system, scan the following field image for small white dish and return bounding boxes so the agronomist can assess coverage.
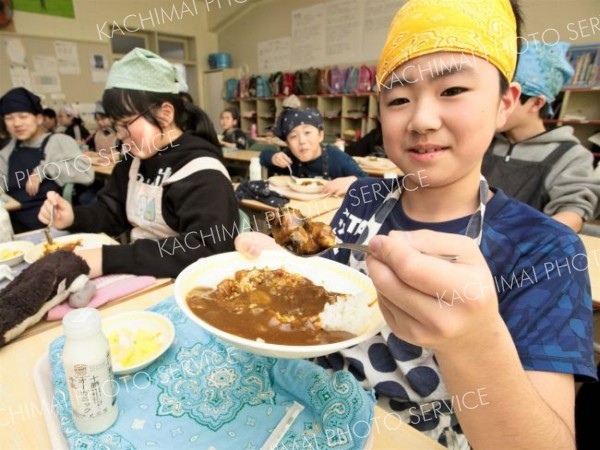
[0,240,34,266]
[24,233,116,264]
[102,311,175,375]
[287,178,327,194]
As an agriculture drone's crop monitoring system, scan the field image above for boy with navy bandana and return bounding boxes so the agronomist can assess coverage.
[237,1,596,448]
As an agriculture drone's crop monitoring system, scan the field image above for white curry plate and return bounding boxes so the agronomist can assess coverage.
[175,250,385,359]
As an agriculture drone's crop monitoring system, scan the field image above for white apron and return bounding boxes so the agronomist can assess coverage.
[126,157,230,241]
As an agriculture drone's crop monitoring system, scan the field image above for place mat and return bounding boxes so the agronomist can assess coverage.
[270,184,330,201]
[47,297,376,449]
[46,275,157,321]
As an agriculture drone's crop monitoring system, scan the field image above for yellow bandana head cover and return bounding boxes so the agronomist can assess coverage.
[377,0,518,90]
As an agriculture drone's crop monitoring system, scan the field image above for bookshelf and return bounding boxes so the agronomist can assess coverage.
[224,93,379,143]
[543,44,600,162]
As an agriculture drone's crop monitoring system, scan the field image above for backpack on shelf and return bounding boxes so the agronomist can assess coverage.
[224,78,239,100]
[238,77,250,99]
[282,72,295,96]
[357,65,376,93]
[329,67,348,94]
[319,68,330,94]
[344,67,360,94]
[255,76,272,98]
[294,68,320,95]
[248,76,258,98]
[269,72,283,96]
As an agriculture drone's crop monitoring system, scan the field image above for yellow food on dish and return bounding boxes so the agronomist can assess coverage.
[0,248,23,261]
[108,328,164,368]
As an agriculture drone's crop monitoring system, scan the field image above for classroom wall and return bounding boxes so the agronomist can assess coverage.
[216,0,600,74]
[1,0,218,107]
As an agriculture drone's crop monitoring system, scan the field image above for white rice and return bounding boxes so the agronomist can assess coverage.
[319,291,376,335]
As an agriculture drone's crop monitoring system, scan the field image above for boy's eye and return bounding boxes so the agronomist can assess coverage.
[387,97,409,107]
[441,87,467,97]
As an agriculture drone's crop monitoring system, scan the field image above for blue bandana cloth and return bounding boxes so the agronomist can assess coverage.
[515,41,574,113]
[274,108,324,141]
[48,297,376,450]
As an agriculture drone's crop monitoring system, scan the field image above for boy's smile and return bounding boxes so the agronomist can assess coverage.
[379,52,518,187]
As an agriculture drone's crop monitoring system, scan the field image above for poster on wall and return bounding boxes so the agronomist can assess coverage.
[4,37,26,65]
[54,41,80,75]
[31,72,61,93]
[13,0,75,18]
[324,0,363,65]
[9,66,32,90]
[258,37,291,73]
[291,4,325,70]
[89,52,109,83]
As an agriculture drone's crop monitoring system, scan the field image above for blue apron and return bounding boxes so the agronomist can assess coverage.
[8,134,61,232]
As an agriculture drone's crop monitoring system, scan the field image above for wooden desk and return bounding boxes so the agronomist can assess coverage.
[580,234,600,306]
[0,193,21,212]
[92,162,116,177]
[223,150,262,163]
[0,284,442,450]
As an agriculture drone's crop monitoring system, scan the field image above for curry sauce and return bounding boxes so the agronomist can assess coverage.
[186,268,354,345]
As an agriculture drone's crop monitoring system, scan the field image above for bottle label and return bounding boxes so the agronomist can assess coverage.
[65,351,117,419]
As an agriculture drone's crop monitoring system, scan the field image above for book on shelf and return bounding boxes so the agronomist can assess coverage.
[566,45,600,87]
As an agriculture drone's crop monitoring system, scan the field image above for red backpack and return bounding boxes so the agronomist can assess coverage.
[357,65,376,93]
[282,73,295,96]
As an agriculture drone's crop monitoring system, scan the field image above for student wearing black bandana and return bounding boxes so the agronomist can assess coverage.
[259,108,366,195]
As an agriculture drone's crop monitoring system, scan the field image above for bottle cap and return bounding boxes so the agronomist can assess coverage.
[63,308,102,339]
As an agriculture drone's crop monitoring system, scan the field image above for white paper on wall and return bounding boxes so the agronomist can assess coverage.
[4,37,26,66]
[291,4,325,70]
[89,53,109,83]
[361,0,404,62]
[258,37,291,74]
[33,55,58,75]
[54,41,80,75]
[324,0,363,65]
[31,72,62,94]
[9,66,32,90]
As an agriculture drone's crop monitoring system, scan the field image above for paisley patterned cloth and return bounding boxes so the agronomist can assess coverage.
[376,0,518,88]
[48,297,376,450]
[515,41,574,114]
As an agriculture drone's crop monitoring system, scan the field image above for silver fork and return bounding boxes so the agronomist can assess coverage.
[43,204,55,246]
[283,242,459,262]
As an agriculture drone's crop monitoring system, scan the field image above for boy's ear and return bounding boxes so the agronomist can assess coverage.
[496,82,521,129]
[318,129,325,143]
[528,95,547,113]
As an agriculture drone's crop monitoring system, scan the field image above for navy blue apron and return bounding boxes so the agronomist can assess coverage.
[8,134,61,232]
[296,145,330,179]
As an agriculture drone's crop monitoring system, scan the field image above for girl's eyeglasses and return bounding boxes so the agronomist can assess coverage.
[113,106,155,139]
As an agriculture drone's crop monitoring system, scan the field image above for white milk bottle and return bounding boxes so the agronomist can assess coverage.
[62,308,119,434]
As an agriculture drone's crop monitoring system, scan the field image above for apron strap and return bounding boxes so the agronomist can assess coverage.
[163,157,231,185]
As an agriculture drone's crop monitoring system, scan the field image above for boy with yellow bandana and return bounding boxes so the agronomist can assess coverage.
[236,0,596,448]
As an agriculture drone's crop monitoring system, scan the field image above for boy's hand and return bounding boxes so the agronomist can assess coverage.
[234,231,282,259]
[271,152,292,168]
[74,247,103,278]
[366,230,500,353]
[38,191,75,229]
[323,176,357,195]
[25,173,42,196]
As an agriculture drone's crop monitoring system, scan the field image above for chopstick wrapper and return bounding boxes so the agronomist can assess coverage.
[48,296,376,449]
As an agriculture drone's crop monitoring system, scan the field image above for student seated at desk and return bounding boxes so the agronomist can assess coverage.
[482,41,600,232]
[237,1,596,448]
[58,106,90,145]
[41,108,57,133]
[219,107,249,150]
[0,88,94,233]
[259,108,366,195]
[38,48,238,279]
[85,101,118,153]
